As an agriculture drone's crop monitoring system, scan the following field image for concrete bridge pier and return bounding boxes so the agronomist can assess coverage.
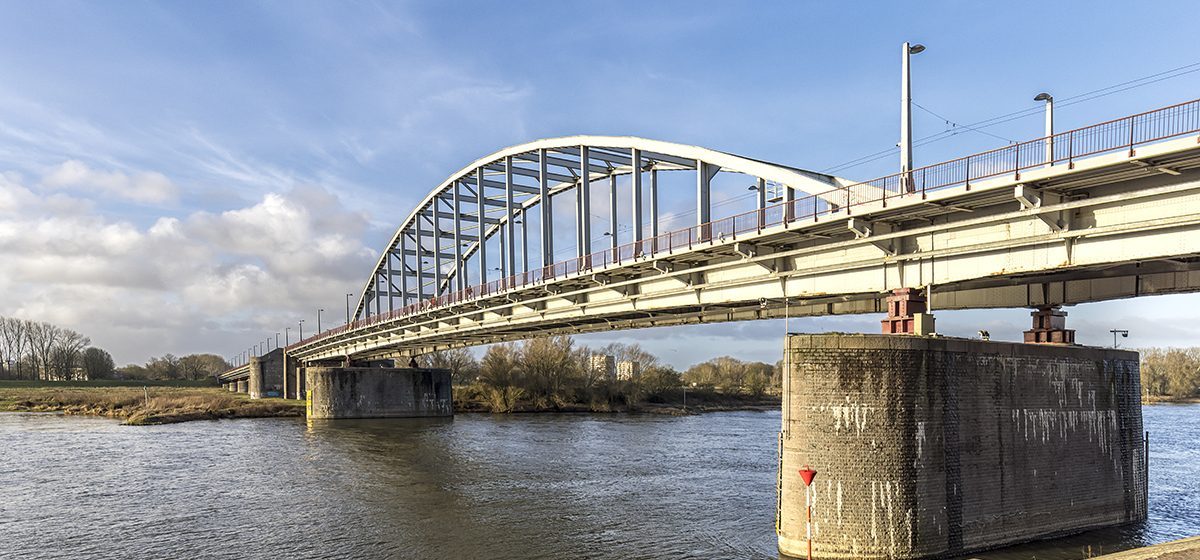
[248,357,264,399]
[282,354,302,400]
[236,379,248,394]
[304,364,452,419]
[777,332,1147,559]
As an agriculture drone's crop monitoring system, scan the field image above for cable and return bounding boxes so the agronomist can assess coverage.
[912,102,1017,144]
[821,59,1200,174]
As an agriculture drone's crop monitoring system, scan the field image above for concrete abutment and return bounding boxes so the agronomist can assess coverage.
[304,365,452,419]
[778,333,1147,559]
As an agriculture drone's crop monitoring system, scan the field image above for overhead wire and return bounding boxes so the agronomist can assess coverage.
[820,59,1200,175]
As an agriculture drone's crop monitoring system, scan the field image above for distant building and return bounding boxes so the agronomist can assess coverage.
[617,361,640,381]
[590,354,616,380]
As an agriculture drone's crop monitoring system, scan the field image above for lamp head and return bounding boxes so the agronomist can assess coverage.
[1034,92,1053,102]
[908,43,925,54]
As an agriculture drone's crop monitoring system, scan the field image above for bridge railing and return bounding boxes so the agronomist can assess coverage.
[287,97,1200,352]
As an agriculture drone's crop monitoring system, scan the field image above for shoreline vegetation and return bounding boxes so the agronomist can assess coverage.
[0,382,780,425]
[0,384,303,425]
[3,336,1196,424]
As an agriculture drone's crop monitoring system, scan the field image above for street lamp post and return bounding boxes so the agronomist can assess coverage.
[345,293,353,325]
[318,309,324,333]
[299,319,305,341]
[1035,92,1054,165]
[900,42,925,193]
[1111,329,1129,348]
[275,332,280,349]
[285,327,291,346]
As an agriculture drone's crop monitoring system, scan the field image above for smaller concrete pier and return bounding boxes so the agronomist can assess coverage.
[305,366,452,419]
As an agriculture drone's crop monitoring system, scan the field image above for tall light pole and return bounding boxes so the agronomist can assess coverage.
[318,308,324,333]
[1035,92,1054,164]
[346,293,354,325]
[900,42,925,193]
[1111,329,1129,348]
[299,319,305,341]
[275,332,280,349]
[285,327,291,346]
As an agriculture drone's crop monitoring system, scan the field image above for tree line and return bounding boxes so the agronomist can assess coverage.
[1141,347,1200,398]
[422,335,781,412]
[0,316,111,380]
[116,353,230,381]
[0,315,229,382]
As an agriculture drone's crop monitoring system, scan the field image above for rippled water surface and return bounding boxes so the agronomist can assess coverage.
[1,405,1196,559]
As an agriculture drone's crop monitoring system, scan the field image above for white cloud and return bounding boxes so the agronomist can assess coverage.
[41,159,180,204]
[0,173,376,364]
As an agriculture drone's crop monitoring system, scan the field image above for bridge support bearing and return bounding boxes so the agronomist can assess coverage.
[881,287,935,335]
[305,366,452,419]
[1023,305,1076,344]
[779,334,1146,559]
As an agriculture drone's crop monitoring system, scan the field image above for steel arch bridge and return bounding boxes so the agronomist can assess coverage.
[260,98,1200,366]
[351,136,872,322]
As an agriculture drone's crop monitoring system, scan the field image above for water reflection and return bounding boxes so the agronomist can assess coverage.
[0,405,1195,559]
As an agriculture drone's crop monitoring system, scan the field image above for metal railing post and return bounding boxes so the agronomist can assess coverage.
[1128,116,1137,157]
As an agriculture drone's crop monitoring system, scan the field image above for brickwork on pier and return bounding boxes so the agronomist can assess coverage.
[778,334,1146,560]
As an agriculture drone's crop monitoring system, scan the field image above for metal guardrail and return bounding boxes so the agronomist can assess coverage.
[286,97,1200,354]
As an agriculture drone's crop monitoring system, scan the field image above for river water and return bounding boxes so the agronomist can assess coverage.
[1,405,1196,559]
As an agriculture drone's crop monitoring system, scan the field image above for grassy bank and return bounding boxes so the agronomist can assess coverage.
[0,384,303,425]
[453,382,780,415]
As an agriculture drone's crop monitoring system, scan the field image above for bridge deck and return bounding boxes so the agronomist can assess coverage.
[220,99,1200,368]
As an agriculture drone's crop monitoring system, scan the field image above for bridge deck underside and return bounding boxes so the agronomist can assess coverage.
[291,136,1200,361]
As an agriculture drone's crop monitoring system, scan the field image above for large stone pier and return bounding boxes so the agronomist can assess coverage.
[778,334,1147,559]
[304,365,452,419]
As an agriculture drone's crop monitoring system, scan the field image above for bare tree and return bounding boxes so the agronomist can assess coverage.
[520,335,579,399]
[48,328,90,380]
[422,348,480,384]
[178,354,229,380]
[27,321,63,380]
[0,318,18,379]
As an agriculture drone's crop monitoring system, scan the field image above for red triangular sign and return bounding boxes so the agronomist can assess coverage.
[798,466,817,486]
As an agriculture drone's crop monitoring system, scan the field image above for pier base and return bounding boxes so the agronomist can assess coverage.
[778,334,1146,560]
[305,366,452,419]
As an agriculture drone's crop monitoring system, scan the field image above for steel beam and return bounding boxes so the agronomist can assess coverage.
[650,168,659,239]
[609,174,618,249]
[632,148,643,242]
[579,146,591,258]
[433,201,443,296]
[505,156,515,278]
[414,213,425,301]
[697,161,717,226]
[539,148,553,268]
[453,181,464,291]
[398,233,408,307]
[520,209,528,274]
[477,168,488,286]
[386,247,394,312]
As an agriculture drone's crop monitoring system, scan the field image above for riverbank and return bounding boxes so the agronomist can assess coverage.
[452,383,780,415]
[1093,535,1200,559]
[0,383,778,424]
[1143,395,1200,405]
[0,384,303,425]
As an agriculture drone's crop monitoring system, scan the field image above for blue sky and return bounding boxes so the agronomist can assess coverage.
[1,1,1198,367]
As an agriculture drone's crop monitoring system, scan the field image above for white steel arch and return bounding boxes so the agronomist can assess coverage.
[352,135,865,320]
